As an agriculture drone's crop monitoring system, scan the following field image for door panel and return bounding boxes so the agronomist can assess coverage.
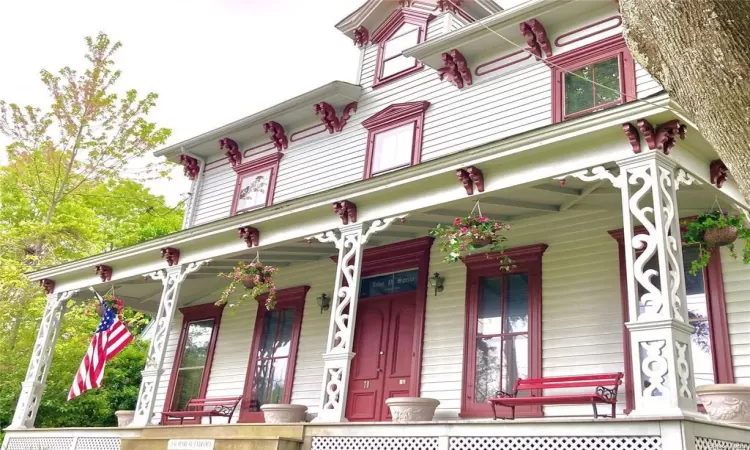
[383,298,416,419]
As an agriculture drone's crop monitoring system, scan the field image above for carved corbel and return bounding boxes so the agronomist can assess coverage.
[437,0,463,13]
[450,50,472,86]
[40,279,55,295]
[437,50,471,89]
[520,22,542,59]
[457,169,472,195]
[710,160,728,188]
[160,247,180,266]
[456,166,484,195]
[333,200,357,225]
[314,102,341,134]
[179,155,200,180]
[637,119,687,154]
[353,26,369,48]
[220,138,242,166]
[238,226,260,247]
[527,19,552,57]
[622,123,641,154]
[95,265,113,282]
[263,121,289,152]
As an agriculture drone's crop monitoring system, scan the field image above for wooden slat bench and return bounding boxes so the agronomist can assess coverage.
[489,372,624,420]
[161,396,242,425]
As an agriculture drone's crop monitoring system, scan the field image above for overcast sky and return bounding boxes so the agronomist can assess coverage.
[0,0,363,205]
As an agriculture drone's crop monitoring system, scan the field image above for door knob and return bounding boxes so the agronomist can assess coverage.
[379,351,384,355]
[377,368,383,372]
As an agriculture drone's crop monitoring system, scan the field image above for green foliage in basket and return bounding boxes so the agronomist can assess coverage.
[682,211,750,275]
[429,216,514,270]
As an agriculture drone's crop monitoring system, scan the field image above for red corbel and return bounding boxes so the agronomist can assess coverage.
[333,200,357,225]
[263,121,289,152]
[710,160,728,188]
[220,138,242,166]
[238,226,260,247]
[40,279,56,295]
[353,26,369,48]
[457,169,473,195]
[179,155,200,180]
[161,247,180,266]
[637,119,686,154]
[95,265,113,282]
[314,102,341,134]
[622,123,641,154]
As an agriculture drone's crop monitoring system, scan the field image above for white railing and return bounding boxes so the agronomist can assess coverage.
[2,428,139,450]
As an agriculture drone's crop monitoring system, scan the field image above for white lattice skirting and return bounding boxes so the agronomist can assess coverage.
[311,436,663,450]
[312,437,440,450]
[695,437,750,450]
[3,437,120,450]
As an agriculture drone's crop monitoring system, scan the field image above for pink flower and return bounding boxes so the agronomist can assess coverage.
[505,224,511,230]
[460,227,468,233]
[478,217,487,222]
[494,223,501,228]
[453,218,462,226]
[460,244,466,249]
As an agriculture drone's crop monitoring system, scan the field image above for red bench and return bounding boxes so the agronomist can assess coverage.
[161,396,242,425]
[489,372,623,420]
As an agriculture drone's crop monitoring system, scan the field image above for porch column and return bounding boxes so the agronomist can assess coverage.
[308,215,405,422]
[10,289,77,429]
[617,152,698,415]
[131,260,208,427]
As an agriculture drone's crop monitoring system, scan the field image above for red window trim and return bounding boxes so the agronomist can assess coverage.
[239,285,309,423]
[548,35,637,123]
[362,101,430,179]
[162,303,224,424]
[459,244,547,418]
[608,226,734,414]
[371,9,431,88]
[230,153,283,216]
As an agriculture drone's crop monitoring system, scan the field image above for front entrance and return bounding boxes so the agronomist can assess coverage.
[345,291,416,421]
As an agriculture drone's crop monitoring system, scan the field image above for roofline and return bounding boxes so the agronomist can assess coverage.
[153,81,363,158]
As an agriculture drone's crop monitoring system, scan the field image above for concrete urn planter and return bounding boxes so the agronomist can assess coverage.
[385,397,440,422]
[114,410,135,427]
[260,404,308,423]
[696,384,750,426]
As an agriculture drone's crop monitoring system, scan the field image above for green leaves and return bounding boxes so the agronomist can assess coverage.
[682,211,750,275]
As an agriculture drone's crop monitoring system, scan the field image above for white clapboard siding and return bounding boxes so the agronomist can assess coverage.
[150,316,183,424]
[426,14,447,41]
[720,247,750,383]
[193,157,234,226]
[635,62,663,99]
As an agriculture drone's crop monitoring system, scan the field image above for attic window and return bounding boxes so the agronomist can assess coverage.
[381,24,420,78]
[372,9,431,88]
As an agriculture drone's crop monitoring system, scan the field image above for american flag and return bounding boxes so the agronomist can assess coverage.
[67,290,134,400]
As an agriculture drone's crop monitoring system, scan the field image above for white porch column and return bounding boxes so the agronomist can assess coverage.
[308,215,405,422]
[131,260,208,427]
[10,289,77,429]
[617,152,698,415]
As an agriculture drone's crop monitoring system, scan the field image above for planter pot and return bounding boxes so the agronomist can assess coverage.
[696,384,750,425]
[704,226,738,247]
[260,404,308,423]
[241,274,257,289]
[470,236,493,249]
[385,397,440,422]
[114,410,135,428]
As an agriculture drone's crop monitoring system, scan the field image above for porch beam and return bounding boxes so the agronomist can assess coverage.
[531,184,584,196]
[480,197,560,212]
[559,181,604,211]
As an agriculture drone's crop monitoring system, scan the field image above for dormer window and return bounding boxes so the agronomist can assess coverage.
[230,153,282,216]
[372,9,431,88]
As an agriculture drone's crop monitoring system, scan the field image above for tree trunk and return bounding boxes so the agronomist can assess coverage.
[619,0,750,204]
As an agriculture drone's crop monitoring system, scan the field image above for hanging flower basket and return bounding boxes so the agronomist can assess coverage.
[92,294,124,319]
[217,260,278,310]
[429,215,514,270]
[682,210,750,275]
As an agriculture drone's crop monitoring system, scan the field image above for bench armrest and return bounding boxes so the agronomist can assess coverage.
[493,390,516,399]
[213,405,236,415]
[596,386,617,401]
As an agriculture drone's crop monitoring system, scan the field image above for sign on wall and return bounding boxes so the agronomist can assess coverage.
[167,439,215,450]
[360,269,418,298]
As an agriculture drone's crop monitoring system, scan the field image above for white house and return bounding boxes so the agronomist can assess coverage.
[4,1,750,450]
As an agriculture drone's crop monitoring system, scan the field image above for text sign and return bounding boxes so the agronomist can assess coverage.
[360,269,418,298]
[167,439,215,450]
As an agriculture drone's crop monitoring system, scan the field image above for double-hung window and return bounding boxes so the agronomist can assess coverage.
[371,9,429,87]
[362,102,429,179]
[230,153,282,216]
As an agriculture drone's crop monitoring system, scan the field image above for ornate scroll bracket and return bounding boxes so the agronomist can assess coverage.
[263,121,289,152]
[623,123,641,154]
[363,214,408,244]
[637,119,687,155]
[179,155,200,180]
[220,138,241,166]
[333,200,357,225]
[520,19,552,59]
[238,226,260,247]
[710,160,728,189]
[313,102,358,134]
[675,168,700,190]
[95,265,113,282]
[160,247,180,266]
[39,279,56,295]
[353,26,369,48]
[437,50,472,88]
[555,166,622,189]
[456,166,484,195]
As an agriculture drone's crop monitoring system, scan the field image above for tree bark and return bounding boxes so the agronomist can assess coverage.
[619,0,750,203]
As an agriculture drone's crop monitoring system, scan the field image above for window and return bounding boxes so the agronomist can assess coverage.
[362,102,430,179]
[230,153,282,216]
[461,244,546,418]
[239,286,308,423]
[371,9,430,88]
[163,304,223,423]
[549,35,636,123]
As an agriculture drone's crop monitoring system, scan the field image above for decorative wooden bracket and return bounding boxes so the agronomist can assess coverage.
[313,102,358,134]
[220,138,242,166]
[456,166,485,195]
[238,226,260,247]
[637,119,687,154]
[622,123,641,154]
[710,160,728,188]
[333,200,357,225]
[437,49,472,88]
[40,279,55,295]
[520,19,552,58]
[179,155,200,180]
[161,247,180,266]
[95,265,113,282]
[263,121,289,152]
[437,0,463,13]
[353,26,369,48]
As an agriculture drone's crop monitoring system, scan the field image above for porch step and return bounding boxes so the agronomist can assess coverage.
[120,436,302,450]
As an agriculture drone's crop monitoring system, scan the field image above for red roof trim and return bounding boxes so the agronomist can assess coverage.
[371,8,433,44]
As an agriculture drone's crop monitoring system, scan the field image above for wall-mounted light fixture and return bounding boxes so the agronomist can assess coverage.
[429,272,445,296]
[317,293,331,314]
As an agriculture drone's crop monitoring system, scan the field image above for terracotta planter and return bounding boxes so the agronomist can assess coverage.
[470,236,493,249]
[260,404,308,423]
[704,226,739,247]
[114,410,135,427]
[241,274,257,289]
[385,397,440,422]
[696,384,750,425]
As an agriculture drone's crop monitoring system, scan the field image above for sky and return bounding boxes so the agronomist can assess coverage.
[0,0,364,205]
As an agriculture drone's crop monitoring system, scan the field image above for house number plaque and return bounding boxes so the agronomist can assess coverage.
[167,439,215,450]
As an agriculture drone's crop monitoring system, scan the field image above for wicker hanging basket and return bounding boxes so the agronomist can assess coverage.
[703,226,739,247]
[241,274,257,289]
[470,236,493,248]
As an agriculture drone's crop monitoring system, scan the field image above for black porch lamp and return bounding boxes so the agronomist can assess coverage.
[429,272,445,296]
[317,293,331,314]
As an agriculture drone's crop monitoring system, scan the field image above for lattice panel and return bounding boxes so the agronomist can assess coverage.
[449,436,662,450]
[4,437,74,450]
[75,437,121,450]
[312,436,439,450]
[696,437,750,450]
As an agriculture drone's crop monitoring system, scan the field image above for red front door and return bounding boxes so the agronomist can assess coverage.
[346,292,416,421]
